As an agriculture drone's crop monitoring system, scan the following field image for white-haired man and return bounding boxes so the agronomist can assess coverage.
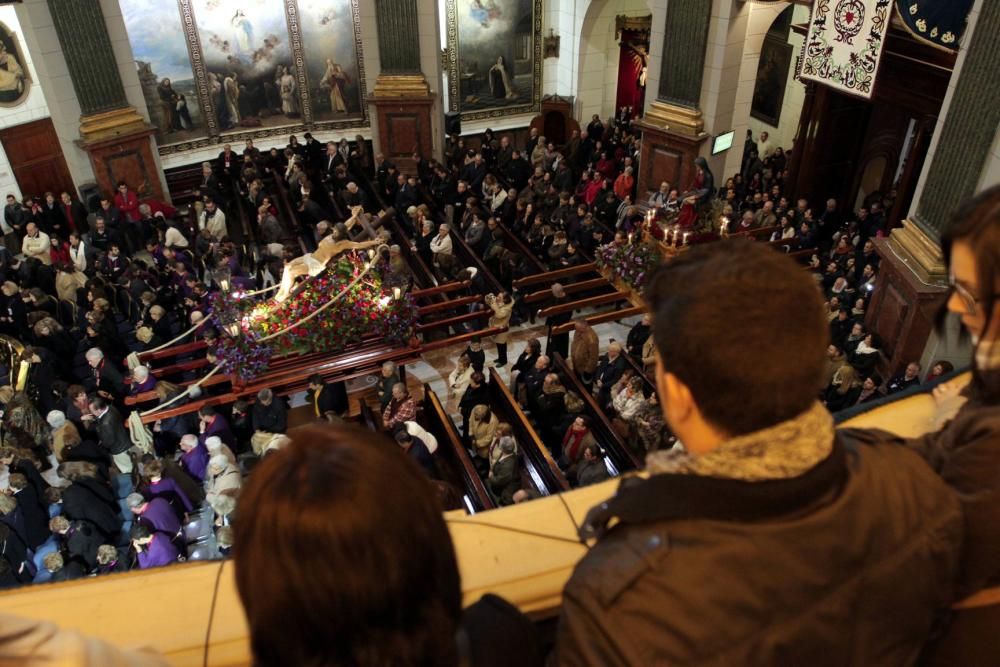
[130,365,156,396]
[85,347,125,401]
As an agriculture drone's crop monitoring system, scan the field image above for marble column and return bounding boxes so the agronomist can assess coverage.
[369,0,437,171]
[634,0,712,200]
[45,0,162,199]
[886,0,998,283]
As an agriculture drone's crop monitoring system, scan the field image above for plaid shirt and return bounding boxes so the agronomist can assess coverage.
[383,397,416,430]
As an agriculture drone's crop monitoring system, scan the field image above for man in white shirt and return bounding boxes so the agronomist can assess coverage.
[198,198,227,241]
[648,181,671,209]
[69,232,89,273]
[21,222,51,264]
[758,131,775,160]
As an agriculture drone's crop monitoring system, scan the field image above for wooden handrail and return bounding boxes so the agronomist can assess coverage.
[358,400,378,432]
[496,223,546,274]
[551,305,645,336]
[423,385,495,513]
[536,291,628,320]
[421,326,506,353]
[139,347,421,424]
[417,295,480,317]
[411,280,471,300]
[448,229,504,294]
[523,277,612,305]
[415,310,490,333]
[512,263,597,290]
[139,339,207,362]
[487,368,569,494]
[552,352,640,473]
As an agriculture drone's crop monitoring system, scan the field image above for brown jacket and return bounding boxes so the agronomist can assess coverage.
[555,437,962,666]
[486,294,513,344]
[570,327,599,375]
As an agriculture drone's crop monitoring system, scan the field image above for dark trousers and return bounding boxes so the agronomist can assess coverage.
[495,342,508,365]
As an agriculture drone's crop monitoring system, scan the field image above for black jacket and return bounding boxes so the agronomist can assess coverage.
[13,484,50,549]
[309,382,348,418]
[252,399,288,434]
[61,477,122,539]
[93,406,132,455]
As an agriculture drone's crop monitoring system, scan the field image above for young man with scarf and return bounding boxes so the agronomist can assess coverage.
[555,241,963,665]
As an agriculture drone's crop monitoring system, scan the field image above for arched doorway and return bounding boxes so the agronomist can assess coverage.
[576,0,652,122]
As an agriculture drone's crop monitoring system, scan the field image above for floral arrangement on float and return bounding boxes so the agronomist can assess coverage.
[594,239,661,293]
[209,253,418,382]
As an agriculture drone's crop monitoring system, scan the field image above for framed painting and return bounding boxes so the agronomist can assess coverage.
[445,0,543,121]
[750,34,792,128]
[120,2,208,147]
[0,21,31,108]
[296,0,368,128]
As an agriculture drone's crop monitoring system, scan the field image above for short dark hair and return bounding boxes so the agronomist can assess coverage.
[646,240,827,436]
[234,424,461,666]
[130,523,152,541]
[308,373,323,386]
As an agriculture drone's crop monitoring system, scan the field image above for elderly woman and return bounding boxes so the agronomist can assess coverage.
[448,354,474,400]
[46,410,80,462]
[205,453,242,508]
[485,292,513,367]
[467,404,498,459]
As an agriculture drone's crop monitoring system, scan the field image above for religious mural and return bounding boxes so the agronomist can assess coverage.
[445,0,542,121]
[119,0,366,155]
[0,21,30,108]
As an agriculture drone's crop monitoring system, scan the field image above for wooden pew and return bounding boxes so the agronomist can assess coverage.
[496,223,547,274]
[357,400,378,432]
[448,228,504,294]
[139,346,421,425]
[536,291,630,320]
[621,349,655,392]
[551,305,645,336]
[422,385,495,513]
[523,277,613,305]
[512,263,598,291]
[552,353,640,475]
[384,215,437,290]
[487,368,570,496]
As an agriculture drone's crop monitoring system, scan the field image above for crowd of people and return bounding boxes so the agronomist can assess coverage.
[0,113,955,583]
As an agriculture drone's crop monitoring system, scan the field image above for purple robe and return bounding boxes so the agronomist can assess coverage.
[180,443,209,482]
[199,415,236,448]
[130,375,157,396]
[137,533,179,569]
[144,477,194,513]
[137,497,181,537]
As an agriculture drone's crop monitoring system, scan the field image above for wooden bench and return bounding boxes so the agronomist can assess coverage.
[523,277,613,305]
[423,385,495,513]
[512,263,597,291]
[550,305,645,336]
[552,353,640,475]
[487,368,570,496]
[536,291,630,320]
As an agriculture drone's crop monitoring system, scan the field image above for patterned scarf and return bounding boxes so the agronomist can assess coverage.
[646,402,834,482]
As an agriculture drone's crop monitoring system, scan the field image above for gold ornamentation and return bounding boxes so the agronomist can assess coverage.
[930,26,938,38]
[909,3,918,15]
[916,18,927,32]
[942,31,956,44]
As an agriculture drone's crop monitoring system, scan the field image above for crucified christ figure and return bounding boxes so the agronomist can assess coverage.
[274,206,383,302]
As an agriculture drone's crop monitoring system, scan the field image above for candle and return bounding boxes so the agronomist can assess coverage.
[673,228,680,244]
[682,232,690,246]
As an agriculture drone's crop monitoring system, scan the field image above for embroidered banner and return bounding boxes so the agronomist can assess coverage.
[802,0,892,99]
[895,0,974,52]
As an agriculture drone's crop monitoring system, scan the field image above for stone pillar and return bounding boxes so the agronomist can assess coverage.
[46,0,163,200]
[866,0,997,376]
[634,0,711,200]
[368,0,436,173]
[886,0,999,283]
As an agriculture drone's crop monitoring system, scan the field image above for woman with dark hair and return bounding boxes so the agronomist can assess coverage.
[854,185,1000,664]
[234,423,540,667]
[675,156,715,229]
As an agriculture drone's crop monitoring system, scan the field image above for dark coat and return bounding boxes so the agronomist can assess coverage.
[93,406,132,455]
[61,477,122,539]
[310,382,348,418]
[13,484,50,549]
[251,399,288,434]
[555,437,963,666]
[64,519,105,570]
[488,454,520,506]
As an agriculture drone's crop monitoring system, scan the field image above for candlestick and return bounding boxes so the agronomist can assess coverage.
[682,232,690,246]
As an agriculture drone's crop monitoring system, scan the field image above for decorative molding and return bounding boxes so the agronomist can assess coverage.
[642,100,706,138]
[283,0,312,124]
[177,0,217,137]
[615,14,652,40]
[886,219,947,284]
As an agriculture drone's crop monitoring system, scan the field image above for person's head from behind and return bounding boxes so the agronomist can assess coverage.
[646,241,827,453]
[233,424,462,666]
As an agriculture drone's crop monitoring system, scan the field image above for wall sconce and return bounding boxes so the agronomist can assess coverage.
[544,29,560,59]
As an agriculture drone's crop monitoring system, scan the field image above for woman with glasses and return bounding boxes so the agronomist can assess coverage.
[858,185,1000,664]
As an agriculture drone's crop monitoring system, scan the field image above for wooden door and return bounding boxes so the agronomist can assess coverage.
[0,118,75,199]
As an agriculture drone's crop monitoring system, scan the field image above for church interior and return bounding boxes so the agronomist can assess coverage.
[0,0,996,664]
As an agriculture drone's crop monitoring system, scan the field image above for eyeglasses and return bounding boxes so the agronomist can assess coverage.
[948,273,997,314]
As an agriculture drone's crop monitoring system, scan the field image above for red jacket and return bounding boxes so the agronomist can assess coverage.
[114,190,140,222]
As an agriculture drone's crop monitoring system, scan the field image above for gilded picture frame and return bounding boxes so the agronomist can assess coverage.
[445,0,543,121]
[0,21,31,109]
